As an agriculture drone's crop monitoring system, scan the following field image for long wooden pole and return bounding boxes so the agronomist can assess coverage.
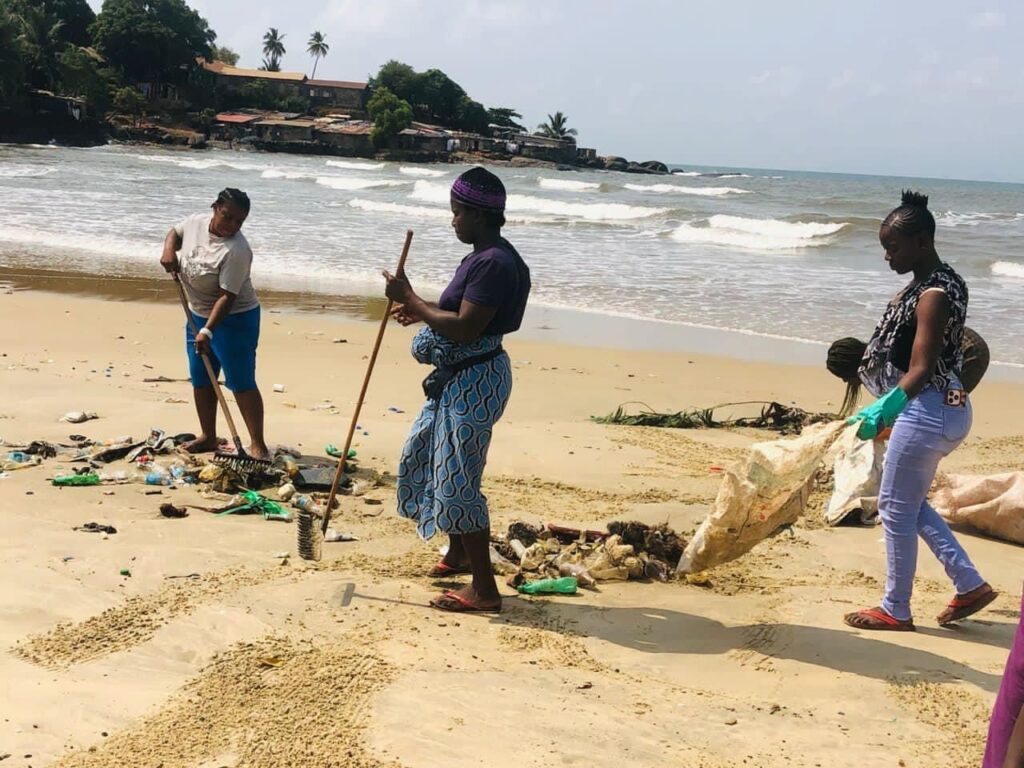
[321,230,413,534]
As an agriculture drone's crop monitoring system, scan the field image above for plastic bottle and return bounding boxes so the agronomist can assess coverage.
[293,494,322,515]
[145,465,171,486]
[53,473,101,487]
[6,451,32,463]
[516,576,579,595]
[98,470,132,483]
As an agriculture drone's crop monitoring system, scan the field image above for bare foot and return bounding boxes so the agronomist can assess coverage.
[246,443,271,461]
[185,435,219,454]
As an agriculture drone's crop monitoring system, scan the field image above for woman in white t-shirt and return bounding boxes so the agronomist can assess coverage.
[160,188,269,460]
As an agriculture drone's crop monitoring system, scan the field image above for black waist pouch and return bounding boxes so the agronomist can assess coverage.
[422,346,504,401]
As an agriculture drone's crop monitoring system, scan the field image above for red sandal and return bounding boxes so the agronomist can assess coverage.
[937,585,998,626]
[843,607,916,632]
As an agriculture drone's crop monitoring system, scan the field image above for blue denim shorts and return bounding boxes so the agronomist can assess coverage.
[185,305,260,392]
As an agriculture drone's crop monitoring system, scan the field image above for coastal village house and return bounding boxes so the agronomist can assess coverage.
[305,79,368,114]
[198,58,306,98]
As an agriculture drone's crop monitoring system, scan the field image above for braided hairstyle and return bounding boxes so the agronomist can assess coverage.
[212,187,251,214]
[882,189,935,240]
[826,337,866,417]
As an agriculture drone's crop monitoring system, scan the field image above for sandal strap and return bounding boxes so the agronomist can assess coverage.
[858,608,904,626]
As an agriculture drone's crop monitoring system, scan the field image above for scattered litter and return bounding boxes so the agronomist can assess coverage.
[53,472,100,487]
[60,411,98,424]
[324,529,358,543]
[257,656,285,668]
[272,384,286,393]
[331,338,347,344]
[143,376,189,383]
[216,490,292,522]
[74,522,117,534]
[363,498,382,506]
[159,503,189,518]
[61,556,74,563]
[325,444,356,459]
[165,573,200,580]
[517,576,578,595]
[387,406,404,414]
[163,397,188,404]
[277,482,296,501]
[119,568,131,577]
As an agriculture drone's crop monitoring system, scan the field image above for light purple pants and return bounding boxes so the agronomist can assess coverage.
[984,591,1024,768]
[878,383,985,621]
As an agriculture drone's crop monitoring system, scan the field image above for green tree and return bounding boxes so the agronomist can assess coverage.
[411,68,466,126]
[367,85,412,148]
[210,44,238,65]
[90,0,215,85]
[262,27,285,62]
[536,111,577,140]
[259,56,280,72]
[58,45,119,115]
[0,4,26,107]
[112,84,144,125]
[369,59,416,102]
[16,3,66,90]
[48,0,95,47]
[456,96,489,134]
[307,30,328,78]
[487,107,525,133]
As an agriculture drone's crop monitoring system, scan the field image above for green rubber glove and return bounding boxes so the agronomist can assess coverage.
[846,386,909,440]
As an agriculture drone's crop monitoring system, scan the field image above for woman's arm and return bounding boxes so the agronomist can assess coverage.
[384,271,496,344]
[161,228,182,272]
[194,288,237,355]
[897,289,949,398]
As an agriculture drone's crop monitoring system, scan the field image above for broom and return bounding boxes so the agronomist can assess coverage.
[171,272,272,477]
[298,229,414,561]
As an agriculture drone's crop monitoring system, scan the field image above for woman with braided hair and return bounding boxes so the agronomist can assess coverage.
[384,167,530,613]
[840,190,996,631]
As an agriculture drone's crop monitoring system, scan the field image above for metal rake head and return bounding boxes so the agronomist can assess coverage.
[296,508,323,562]
[213,451,273,477]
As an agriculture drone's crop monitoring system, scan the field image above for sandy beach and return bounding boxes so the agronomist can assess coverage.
[1,284,1022,768]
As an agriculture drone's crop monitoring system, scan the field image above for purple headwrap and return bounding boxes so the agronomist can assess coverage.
[451,174,506,213]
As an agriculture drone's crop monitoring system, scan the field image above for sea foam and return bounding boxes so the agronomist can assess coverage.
[671,215,847,250]
[625,183,750,196]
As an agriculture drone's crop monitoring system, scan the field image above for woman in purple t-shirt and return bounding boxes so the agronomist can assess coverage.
[384,167,530,613]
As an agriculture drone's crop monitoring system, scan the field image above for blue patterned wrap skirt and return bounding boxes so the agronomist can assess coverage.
[396,327,513,539]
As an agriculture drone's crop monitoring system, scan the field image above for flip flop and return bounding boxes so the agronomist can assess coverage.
[938,586,998,626]
[429,561,471,577]
[843,607,916,632]
[430,590,501,613]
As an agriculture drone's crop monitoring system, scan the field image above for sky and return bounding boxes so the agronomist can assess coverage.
[87,0,1024,182]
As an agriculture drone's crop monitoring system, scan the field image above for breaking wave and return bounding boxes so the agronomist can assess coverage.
[325,160,384,170]
[346,199,449,219]
[624,183,751,196]
[538,177,602,191]
[670,215,848,250]
[991,261,1024,279]
[316,176,409,191]
[399,166,446,177]
[409,180,665,221]
[936,210,1024,228]
[0,165,56,178]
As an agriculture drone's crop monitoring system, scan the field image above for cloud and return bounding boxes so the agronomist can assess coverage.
[828,69,858,91]
[749,66,802,96]
[970,10,1006,29]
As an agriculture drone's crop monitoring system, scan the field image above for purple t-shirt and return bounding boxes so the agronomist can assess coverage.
[438,239,530,336]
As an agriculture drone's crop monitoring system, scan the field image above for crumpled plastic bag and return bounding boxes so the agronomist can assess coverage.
[932,472,1024,545]
[677,421,846,574]
[825,427,885,526]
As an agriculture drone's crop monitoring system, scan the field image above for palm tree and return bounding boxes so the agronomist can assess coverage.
[16,4,65,90]
[260,56,280,72]
[536,111,578,140]
[262,27,286,63]
[307,31,329,79]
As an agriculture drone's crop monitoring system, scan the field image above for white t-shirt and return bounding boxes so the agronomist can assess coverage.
[173,213,259,316]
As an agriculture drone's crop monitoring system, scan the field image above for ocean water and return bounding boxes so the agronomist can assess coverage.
[1,142,1023,366]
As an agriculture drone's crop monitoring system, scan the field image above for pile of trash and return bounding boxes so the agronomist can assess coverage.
[1,428,386,529]
[490,520,687,588]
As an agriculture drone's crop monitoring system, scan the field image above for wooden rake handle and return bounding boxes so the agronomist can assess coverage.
[321,229,413,534]
[171,271,245,453]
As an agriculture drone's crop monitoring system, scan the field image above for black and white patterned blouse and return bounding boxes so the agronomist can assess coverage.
[858,263,968,398]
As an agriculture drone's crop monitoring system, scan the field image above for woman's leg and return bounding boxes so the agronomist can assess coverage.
[185,313,220,452]
[876,413,948,622]
[916,500,985,594]
[234,388,269,459]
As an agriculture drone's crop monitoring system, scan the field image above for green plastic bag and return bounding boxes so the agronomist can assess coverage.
[218,490,292,521]
[517,577,578,595]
